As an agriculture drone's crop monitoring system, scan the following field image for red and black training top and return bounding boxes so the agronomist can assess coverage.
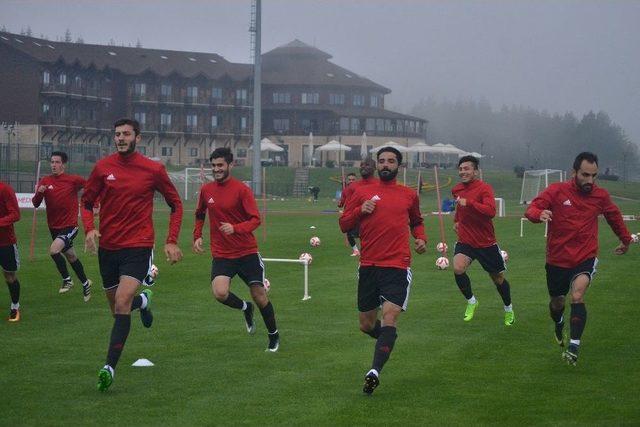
[32,173,85,229]
[339,179,426,269]
[338,176,379,210]
[526,180,631,268]
[451,179,497,248]
[0,181,20,246]
[81,152,183,250]
[194,177,261,259]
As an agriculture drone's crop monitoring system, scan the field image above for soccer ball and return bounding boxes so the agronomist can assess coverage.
[149,264,159,278]
[632,233,639,244]
[263,278,271,292]
[299,253,313,264]
[310,236,321,247]
[435,257,449,270]
[436,242,448,253]
[500,250,509,262]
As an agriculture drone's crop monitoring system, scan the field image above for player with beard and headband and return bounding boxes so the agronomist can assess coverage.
[32,151,92,301]
[526,152,632,366]
[338,157,378,256]
[193,147,280,352]
[82,118,184,391]
[339,147,426,395]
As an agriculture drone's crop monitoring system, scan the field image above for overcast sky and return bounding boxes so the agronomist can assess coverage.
[2,0,639,144]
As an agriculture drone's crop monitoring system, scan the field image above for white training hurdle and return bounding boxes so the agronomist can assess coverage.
[520,217,548,237]
[494,197,505,217]
[262,258,311,301]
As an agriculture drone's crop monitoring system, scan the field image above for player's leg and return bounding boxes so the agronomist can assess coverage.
[453,246,477,321]
[2,244,21,322]
[211,259,254,334]
[242,254,278,348]
[563,271,592,365]
[357,266,380,338]
[347,230,359,256]
[63,247,92,302]
[478,244,513,324]
[49,234,73,293]
[546,263,570,347]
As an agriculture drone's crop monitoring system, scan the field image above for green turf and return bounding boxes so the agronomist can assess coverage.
[1,186,639,426]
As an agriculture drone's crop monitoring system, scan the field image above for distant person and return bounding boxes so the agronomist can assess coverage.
[451,155,515,326]
[82,118,184,391]
[525,152,632,366]
[338,158,378,256]
[339,147,426,395]
[308,186,320,202]
[32,151,92,301]
[193,147,280,352]
[0,180,21,322]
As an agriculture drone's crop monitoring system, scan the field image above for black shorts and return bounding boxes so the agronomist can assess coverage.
[358,266,412,312]
[0,244,20,272]
[454,242,506,274]
[98,247,153,290]
[211,253,264,287]
[545,258,598,297]
[49,226,79,252]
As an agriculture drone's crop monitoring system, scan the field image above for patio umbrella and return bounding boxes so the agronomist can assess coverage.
[316,140,352,166]
[360,132,368,159]
[258,137,284,152]
[369,140,409,154]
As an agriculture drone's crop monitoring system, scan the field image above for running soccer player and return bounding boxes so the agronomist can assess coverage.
[451,155,515,325]
[82,118,183,391]
[0,180,21,322]
[338,158,378,256]
[32,151,92,301]
[193,147,279,352]
[339,147,426,395]
[526,152,632,365]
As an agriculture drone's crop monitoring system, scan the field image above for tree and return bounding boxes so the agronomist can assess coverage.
[64,28,72,42]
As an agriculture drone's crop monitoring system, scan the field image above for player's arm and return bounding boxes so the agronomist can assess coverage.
[193,190,207,254]
[81,166,104,254]
[0,186,21,226]
[154,166,184,264]
[409,193,427,254]
[601,192,632,253]
[467,187,496,218]
[525,188,553,223]
[339,193,365,233]
[230,188,261,234]
[32,178,46,207]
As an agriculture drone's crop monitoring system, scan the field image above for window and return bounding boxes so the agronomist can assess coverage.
[237,148,247,158]
[340,117,349,132]
[397,120,404,132]
[89,109,96,121]
[273,119,289,132]
[212,87,223,100]
[236,89,248,104]
[189,148,198,157]
[134,112,146,125]
[272,92,291,104]
[329,93,345,105]
[161,84,172,97]
[385,119,393,132]
[366,118,375,132]
[350,118,360,133]
[59,73,67,85]
[42,103,50,114]
[134,82,146,96]
[187,86,198,99]
[240,117,248,130]
[301,92,319,104]
[43,70,50,85]
[74,76,82,88]
[353,94,365,106]
[161,147,173,156]
[60,105,67,118]
[211,115,218,129]
[370,95,379,108]
[187,114,198,128]
[160,113,172,130]
[376,119,384,132]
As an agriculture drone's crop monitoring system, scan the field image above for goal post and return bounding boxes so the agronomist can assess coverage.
[520,169,565,205]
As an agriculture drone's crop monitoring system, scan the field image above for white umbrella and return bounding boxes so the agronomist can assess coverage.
[408,141,434,167]
[464,151,484,158]
[316,140,351,166]
[258,137,284,152]
[360,132,368,159]
[370,141,409,153]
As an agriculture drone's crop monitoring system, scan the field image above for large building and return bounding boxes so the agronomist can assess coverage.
[0,32,426,168]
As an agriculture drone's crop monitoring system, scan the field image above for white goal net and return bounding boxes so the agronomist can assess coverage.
[520,169,565,205]
[168,168,212,201]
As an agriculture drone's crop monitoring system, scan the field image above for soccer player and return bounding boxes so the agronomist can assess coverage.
[451,155,515,325]
[339,147,426,395]
[525,152,632,365]
[32,151,92,301]
[193,147,279,352]
[82,118,183,391]
[338,158,378,256]
[0,180,21,322]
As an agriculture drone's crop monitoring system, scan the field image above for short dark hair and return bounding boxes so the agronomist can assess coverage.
[347,172,357,178]
[210,147,233,164]
[573,151,598,171]
[113,118,140,136]
[51,151,68,163]
[458,155,479,169]
[377,146,402,165]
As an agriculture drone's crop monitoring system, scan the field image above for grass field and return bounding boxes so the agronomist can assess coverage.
[1,181,639,426]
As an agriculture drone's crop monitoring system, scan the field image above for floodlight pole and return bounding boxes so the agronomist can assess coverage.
[250,0,262,195]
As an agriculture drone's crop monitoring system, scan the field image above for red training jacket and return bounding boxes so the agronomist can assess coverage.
[32,173,85,229]
[0,181,20,246]
[525,180,631,268]
[452,179,497,248]
[338,176,378,209]
[339,178,426,269]
[81,152,183,250]
[194,177,261,258]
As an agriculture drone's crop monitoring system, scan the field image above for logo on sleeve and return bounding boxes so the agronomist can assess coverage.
[563,199,572,206]
[106,174,116,181]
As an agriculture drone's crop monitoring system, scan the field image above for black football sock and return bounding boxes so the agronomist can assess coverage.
[221,292,244,310]
[105,314,131,369]
[549,301,564,324]
[364,319,381,339]
[455,273,473,299]
[51,253,70,279]
[69,259,88,284]
[495,278,512,306]
[569,303,587,341]
[131,295,143,311]
[6,280,20,304]
[258,301,278,334]
[372,326,397,373]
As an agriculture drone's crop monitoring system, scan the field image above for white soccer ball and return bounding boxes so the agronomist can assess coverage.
[263,278,271,292]
[435,257,449,270]
[149,264,159,279]
[436,242,448,253]
[310,236,321,247]
[632,233,639,244]
[500,250,509,262]
[299,253,313,264]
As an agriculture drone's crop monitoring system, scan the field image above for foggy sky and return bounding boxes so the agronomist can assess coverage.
[2,0,639,145]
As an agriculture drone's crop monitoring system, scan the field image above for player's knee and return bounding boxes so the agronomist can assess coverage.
[491,274,504,285]
[114,299,132,314]
[4,272,17,283]
[213,288,228,302]
[359,319,374,333]
[49,246,61,256]
[550,297,564,312]
[65,252,77,262]
[453,265,466,275]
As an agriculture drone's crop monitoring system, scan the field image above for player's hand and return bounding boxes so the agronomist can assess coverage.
[457,197,467,207]
[614,242,629,255]
[540,210,553,222]
[219,222,235,235]
[84,230,100,255]
[37,185,47,193]
[361,200,376,214]
[414,238,426,254]
[193,237,204,254]
[164,243,183,264]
